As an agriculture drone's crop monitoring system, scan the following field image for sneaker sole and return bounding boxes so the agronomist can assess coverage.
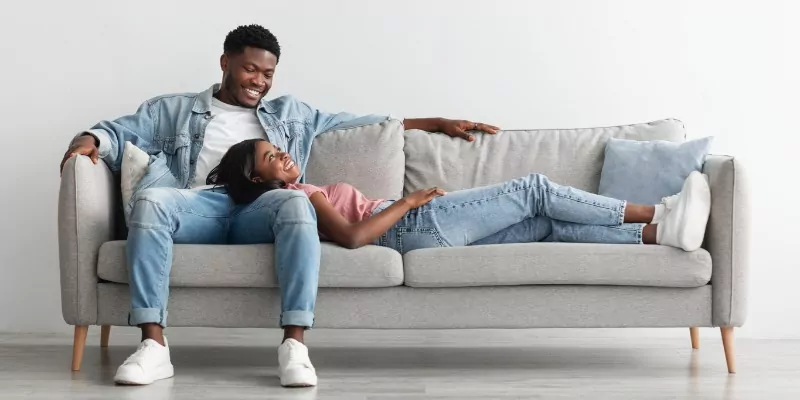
[282,382,317,388]
[114,365,174,386]
[280,369,318,387]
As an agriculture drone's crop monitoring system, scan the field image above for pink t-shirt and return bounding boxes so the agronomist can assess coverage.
[286,183,386,223]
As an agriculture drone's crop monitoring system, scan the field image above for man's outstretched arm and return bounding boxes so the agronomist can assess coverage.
[295,96,501,142]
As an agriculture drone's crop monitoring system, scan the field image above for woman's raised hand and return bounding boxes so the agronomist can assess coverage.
[401,187,447,209]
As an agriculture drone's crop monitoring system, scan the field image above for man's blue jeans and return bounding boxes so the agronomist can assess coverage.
[126,188,320,328]
[376,173,645,254]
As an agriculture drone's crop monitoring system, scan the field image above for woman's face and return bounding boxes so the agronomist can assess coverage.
[252,140,300,183]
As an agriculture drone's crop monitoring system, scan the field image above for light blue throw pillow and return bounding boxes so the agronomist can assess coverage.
[598,137,713,205]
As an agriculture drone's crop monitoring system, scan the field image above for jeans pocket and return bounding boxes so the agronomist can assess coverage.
[396,227,445,254]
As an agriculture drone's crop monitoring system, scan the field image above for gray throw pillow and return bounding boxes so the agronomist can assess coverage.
[598,136,713,205]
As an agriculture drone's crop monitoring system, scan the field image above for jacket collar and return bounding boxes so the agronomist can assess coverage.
[192,84,277,114]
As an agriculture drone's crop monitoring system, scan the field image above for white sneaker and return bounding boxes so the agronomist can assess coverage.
[278,339,317,387]
[650,189,686,224]
[656,171,711,251]
[114,338,174,385]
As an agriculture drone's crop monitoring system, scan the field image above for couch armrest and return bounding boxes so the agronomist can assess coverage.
[58,156,117,326]
[703,155,751,327]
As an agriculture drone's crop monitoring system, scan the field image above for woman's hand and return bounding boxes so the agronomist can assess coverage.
[311,188,446,250]
[401,187,447,209]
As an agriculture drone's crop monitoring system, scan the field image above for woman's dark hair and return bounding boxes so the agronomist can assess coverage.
[206,139,286,204]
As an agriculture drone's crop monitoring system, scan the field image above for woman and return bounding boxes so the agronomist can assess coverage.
[207,139,711,253]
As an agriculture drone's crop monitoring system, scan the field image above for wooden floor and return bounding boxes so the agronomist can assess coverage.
[1,328,798,399]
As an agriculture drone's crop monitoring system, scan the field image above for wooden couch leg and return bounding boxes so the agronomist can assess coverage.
[72,325,88,371]
[720,327,736,373]
[690,327,700,349]
[101,325,111,348]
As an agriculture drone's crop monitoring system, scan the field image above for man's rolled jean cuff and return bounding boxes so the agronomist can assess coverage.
[281,310,315,328]
[129,308,168,328]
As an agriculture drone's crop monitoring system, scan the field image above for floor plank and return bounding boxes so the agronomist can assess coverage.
[0,328,797,399]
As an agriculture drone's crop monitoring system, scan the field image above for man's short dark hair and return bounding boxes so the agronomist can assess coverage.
[223,24,281,61]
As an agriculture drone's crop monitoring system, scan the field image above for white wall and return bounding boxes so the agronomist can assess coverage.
[1,0,797,337]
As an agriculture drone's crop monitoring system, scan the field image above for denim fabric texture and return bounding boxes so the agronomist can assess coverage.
[374,174,643,254]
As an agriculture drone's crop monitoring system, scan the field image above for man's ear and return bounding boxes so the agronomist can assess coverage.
[220,54,228,72]
[251,176,263,183]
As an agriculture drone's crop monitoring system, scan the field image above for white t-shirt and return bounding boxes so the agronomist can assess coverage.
[190,97,267,188]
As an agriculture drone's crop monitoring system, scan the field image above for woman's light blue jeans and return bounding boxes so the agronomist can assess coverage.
[374,174,645,254]
[126,187,320,328]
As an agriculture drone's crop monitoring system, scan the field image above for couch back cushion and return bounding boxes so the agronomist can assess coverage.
[305,119,405,200]
[403,119,686,195]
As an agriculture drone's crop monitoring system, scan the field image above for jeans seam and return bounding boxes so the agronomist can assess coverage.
[154,232,171,312]
[377,232,387,247]
[232,193,318,227]
[602,223,644,232]
[234,200,273,215]
[132,198,229,220]
[427,181,620,214]
[130,210,227,225]
[600,223,644,243]
[396,227,446,253]
[272,220,317,232]
[128,222,171,230]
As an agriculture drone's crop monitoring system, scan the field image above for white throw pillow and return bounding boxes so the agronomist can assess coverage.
[121,141,150,215]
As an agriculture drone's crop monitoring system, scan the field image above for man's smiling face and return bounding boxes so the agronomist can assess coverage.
[217,46,278,108]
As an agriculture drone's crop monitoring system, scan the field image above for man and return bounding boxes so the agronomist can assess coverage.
[59,24,499,387]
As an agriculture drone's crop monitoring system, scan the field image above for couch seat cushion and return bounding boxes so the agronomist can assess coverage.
[403,243,711,288]
[98,241,403,288]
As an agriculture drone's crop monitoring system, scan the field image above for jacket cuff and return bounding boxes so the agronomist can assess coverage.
[76,129,113,159]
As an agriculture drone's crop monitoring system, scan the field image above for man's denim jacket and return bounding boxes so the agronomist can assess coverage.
[78,84,390,191]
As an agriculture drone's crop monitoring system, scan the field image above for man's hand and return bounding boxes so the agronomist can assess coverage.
[60,134,99,173]
[403,118,500,142]
[437,119,500,142]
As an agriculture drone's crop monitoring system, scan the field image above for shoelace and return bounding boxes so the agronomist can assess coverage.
[285,344,313,368]
[661,194,680,210]
[123,341,158,365]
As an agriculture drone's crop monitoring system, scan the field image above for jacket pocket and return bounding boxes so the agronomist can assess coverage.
[395,227,445,254]
[156,135,190,155]
[283,120,305,139]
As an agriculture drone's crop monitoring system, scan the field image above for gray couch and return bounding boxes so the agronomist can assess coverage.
[58,118,749,373]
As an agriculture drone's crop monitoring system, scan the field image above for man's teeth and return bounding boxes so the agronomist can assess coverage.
[246,89,260,97]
